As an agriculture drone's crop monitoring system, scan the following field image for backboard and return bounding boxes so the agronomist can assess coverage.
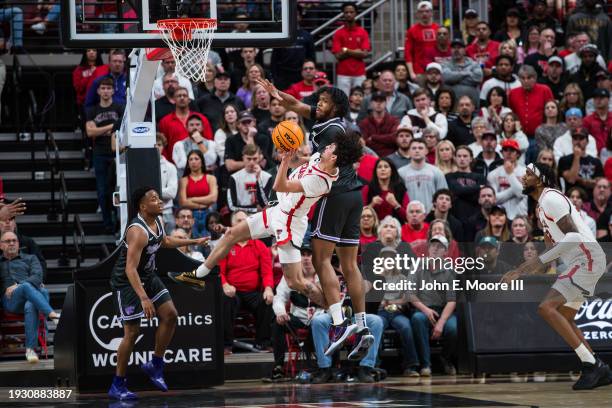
[61,0,296,49]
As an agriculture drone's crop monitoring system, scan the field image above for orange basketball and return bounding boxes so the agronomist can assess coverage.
[271,120,305,152]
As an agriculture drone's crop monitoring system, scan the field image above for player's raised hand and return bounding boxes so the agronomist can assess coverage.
[256,78,281,101]
[0,198,26,221]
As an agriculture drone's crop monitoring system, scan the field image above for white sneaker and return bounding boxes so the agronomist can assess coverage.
[31,22,46,35]
[420,367,432,377]
[26,348,39,363]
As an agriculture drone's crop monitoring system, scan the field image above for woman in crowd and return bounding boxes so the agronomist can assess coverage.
[360,206,380,251]
[204,211,224,255]
[498,112,529,164]
[480,86,512,132]
[499,40,522,66]
[567,186,597,236]
[214,104,239,160]
[395,61,415,98]
[250,84,271,124]
[535,148,559,187]
[461,10,479,44]
[178,150,218,238]
[475,206,511,243]
[72,49,104,109]
[509,215,531,244]
[522,241,555,274]
[237,63,266,108]
[362,158,410,223]
[535,100,567,151]
[171,228,205,262]
[427,219,460,259]
[375,245,420,377]
[493,9,523,46]
[523,26,540,58]
[559,83,585,114]
[434,87,457,121]
[435,140,457,175]
[194,62,217,99]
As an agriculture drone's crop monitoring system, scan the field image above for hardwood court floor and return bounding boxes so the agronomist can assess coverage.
[1,374,610,407]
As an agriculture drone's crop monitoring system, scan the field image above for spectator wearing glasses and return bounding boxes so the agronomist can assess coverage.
[1,231,60,363]
[423,26,452,65]
[152,56,195,100]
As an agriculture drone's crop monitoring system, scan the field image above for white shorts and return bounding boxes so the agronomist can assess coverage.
[246,206,308,264]
[552,245,606,310]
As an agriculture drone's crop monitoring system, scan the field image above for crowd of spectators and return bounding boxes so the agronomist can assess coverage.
[2,0,612,382]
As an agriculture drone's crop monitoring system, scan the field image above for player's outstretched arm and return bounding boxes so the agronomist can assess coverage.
[256,79,311,119]
[273,151,305,193]
[0,198,26,221]
[162,235,209,249]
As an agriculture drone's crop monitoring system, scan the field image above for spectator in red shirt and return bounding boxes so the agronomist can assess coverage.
[582,88,612,153]
[358,91,400,156]
[401,200,430,252]
[158,87,213,162]
[284,60,316,101]
[73,49,104,109]
[362,157,410,223]
[466,21,500,77]
[508,65,554,139]
[220,211,275,353]
[332,2,371,96]
[404,1,439,81]
[423,26,452,65]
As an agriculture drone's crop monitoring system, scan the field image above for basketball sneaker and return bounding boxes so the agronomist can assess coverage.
[347,327,374,361]
[141,360,168,392]
[572,358,610,390]
[324,318,358,356]
[168,270,206,290]
[108,377,137,401]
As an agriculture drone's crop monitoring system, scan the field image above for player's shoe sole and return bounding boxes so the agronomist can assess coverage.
[347,330,374,361]
[167,271,206,290]
[324,320,358,356]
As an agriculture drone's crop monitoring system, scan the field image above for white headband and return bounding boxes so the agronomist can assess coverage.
[527,163,548,186]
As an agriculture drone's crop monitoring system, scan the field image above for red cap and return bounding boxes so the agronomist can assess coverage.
[501,139,520,151]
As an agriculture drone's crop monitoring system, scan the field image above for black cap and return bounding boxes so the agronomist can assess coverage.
[490,205,507,215]
[237,110,255,122]
[506,8,520,17]
[593,88,610,98]
[371,91,386,101]
[451,37,465,47]
[215,71,231,79]
[481,130,497,139]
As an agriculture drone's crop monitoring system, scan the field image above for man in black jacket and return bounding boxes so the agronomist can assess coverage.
[447,96,475,147]
[196,72,245,132]
[446,146,486,223]
[471,131,503,177]
[464,186,497,242]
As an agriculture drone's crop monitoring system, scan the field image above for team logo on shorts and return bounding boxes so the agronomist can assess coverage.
[124,305,135,315]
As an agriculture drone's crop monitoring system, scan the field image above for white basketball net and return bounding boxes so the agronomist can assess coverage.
[157,19,217,83]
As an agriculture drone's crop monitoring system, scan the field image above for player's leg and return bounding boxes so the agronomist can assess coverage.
[311,238,342,311]
[559,305,593,354]
[109,320,140,400]
[169,217,252,287]
[141,279,174,392]
[282,262,328,309]
[539,287,610,389]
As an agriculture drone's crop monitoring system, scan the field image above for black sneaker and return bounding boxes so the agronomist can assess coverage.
[168,270,206,290]
[573,359,611,390]
[356,366,375,383]
[440,355,457,375]
[311,368,333,384]
[324,318,358,356]
[262,365,291,383]
[347,327,374,361]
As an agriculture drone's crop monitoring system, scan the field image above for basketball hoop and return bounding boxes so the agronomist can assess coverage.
[150,18,217,83]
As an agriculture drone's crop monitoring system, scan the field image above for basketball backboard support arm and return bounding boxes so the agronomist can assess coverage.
[115,48,161,235]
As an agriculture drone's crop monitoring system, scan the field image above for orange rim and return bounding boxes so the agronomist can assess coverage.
[157,18,217,40]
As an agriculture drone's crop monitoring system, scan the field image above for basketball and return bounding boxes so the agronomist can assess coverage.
[271,120,305,152]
